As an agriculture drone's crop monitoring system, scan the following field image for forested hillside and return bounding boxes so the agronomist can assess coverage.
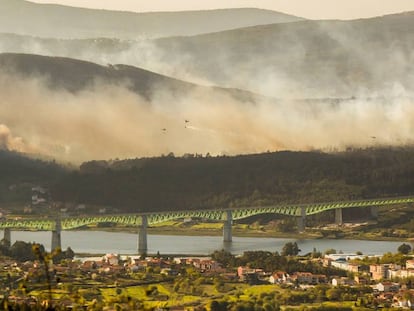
[0,150,66,204]
[51,148,414,213]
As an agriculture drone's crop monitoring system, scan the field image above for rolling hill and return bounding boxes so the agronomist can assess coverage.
[0,53,263,102]
[0,0,303,39]
[2,11,413,98]
[149,11,414,97]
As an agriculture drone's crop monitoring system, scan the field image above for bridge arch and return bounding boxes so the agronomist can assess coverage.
[1,196,413,253]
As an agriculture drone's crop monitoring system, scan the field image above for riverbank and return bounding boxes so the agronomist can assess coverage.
[80,221,410,242]
[8,230,406,256]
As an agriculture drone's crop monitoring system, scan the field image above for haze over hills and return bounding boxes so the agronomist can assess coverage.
[0,53,263,102]
[151,11,414,97]
[0,1,414,224]
[0,4,413,164]
[1,11,413,98]
[1,52,413,164]
[0,0,303,39]
[0,53,286,162]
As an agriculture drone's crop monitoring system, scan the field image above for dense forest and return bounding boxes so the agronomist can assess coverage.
[48,147,414,213]
[0,150,66,205]
[2,147,414,214]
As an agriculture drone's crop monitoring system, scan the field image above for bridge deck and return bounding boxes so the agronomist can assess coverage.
[1,196,413,230]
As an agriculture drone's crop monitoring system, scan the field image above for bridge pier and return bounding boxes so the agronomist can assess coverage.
[2,228,11,247]
[223,210,233,242]
[335,208,343,226]
[138,215,148,255]
[370,206,378,219]
[51,217,62,251]
[297,206,306,232]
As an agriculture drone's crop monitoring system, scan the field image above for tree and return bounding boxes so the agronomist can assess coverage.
[209,300,228,311]
[10,241,44,261]
[324,248,337,255]
[281,242,300,256]
[278,218,296,233]
[325,288,341,301]
[211,249,235,267]
[398,243,412,255]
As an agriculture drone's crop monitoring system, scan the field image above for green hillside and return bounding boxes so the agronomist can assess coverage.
[0,150,66,205]
[52,148,414,213]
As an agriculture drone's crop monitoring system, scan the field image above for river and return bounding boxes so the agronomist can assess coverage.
[2,230,407,256]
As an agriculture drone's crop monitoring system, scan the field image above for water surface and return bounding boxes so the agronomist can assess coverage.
[4,230,405,256]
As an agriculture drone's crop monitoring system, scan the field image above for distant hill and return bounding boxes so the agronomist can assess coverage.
[0,33,134,60]
[2,11,413,98]
[149,11,414,97]
[0,53,263,102]
[0,0,303,39]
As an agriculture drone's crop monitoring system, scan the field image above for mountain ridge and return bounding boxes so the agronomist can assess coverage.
[2,10,413,97]
[149,11,414,97]
[0,0,303,39]
[0,52,267,103]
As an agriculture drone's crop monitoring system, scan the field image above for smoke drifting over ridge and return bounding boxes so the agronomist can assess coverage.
[0,72,413,163]
[0,124,34,152]
[2,12,414,99]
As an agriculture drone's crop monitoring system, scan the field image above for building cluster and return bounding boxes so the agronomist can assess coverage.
[3,251,414,309]
[323,254,414,308]
[31,186,49,207]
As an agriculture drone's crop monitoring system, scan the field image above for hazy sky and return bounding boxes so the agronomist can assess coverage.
[29,0,414,20]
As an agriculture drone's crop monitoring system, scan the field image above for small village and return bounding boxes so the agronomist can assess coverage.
[2,241,414,310]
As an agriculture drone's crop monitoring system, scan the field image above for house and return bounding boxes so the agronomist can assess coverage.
[376,282,400,292]
[243,272,267,285]
[406,260,414,269]
[393,290,414,308]
[31,186,49,207]
[324,253,365,261]
[269,271,288,284]
[291,272,320,285]
[322,257,332,267]
[237,266,263,278]
[160,268,179,276]
[332,277,355,286]
[370,264,388,280]
[190,259,210,271]
[331,260,360,273]
[197,259,222,272]
[354,275,369,285]
[237,266,267,283]
[103,253,119,266]
[387,267,414,279]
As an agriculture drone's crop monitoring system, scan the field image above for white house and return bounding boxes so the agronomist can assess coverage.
[269,271,288,284]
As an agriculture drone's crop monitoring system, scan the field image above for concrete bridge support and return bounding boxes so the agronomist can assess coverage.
[297,206,306,232]
[3,228,11,247]
[138,215,148,255]
[370,206,378,219]
[335,208,343,226]
[51,218,62,251]
[223,210,233,242]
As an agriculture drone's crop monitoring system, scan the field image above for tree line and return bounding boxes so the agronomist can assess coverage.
[52,147,414,213]
[3,147,414,215]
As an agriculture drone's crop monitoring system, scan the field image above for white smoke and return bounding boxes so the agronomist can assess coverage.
[1,72,413,164]
[0,123,32,152]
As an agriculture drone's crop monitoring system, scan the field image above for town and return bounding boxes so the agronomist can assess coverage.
[1,240,414,310]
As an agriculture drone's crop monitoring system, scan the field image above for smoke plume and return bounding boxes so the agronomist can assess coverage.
[0,123,35,152]
[0,72,413,164]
